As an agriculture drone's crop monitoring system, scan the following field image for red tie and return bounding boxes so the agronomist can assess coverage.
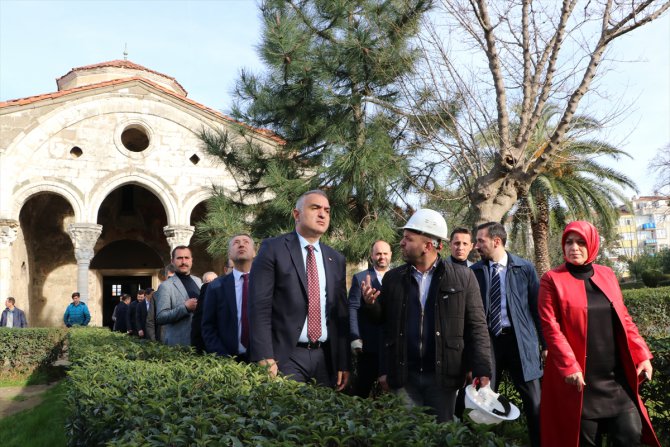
[306,245,321,342]
[241,273,249,349]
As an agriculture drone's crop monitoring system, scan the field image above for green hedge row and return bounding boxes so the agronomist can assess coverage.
[0,327,67,380]
[642,337,670,443]
[65,329,514,447]
[623,286,670,338]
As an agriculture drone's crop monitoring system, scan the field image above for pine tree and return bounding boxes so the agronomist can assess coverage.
[199,0,432,260]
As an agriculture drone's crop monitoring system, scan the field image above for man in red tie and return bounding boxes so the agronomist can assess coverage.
[249,190,349,390]
[201,234,256,362]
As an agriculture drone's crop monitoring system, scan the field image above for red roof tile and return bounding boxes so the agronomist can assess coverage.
[57,59,187,95]
[0,77,284,144]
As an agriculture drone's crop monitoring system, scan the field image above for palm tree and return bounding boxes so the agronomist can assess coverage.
[507,108,636,275]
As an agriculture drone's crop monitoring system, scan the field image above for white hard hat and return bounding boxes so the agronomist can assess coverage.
[401,209,449,241]
[464,384,520,425]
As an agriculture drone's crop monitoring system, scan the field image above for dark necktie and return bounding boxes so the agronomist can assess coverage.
[489,263,502,336]
[306,245,321,342]
[241,273,249,349]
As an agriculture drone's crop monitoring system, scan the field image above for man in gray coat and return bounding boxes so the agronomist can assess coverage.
[155,246,202,347]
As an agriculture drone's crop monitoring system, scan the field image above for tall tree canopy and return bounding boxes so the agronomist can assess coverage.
[406,0,669,225]
[199,0,432,260]
[505,107,636,275]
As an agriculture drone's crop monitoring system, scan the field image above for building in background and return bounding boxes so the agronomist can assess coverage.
[630,196,670,253]
[611,196,670,276]
[0,60,280,327]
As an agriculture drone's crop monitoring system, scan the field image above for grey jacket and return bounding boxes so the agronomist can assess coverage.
[155,274,202,346]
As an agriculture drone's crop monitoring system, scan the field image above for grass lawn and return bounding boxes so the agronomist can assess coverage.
[0,381,68,447]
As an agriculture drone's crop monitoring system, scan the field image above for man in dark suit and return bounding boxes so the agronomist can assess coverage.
[202,235,256,361]
[471,222,545,447]
[128,289,145,336]
[191,272,218,353]
[135,288,152,338]
[348,240,392,398]
[249,190,349,390]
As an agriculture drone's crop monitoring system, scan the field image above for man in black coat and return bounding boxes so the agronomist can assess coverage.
[362,209,491,422]
[249,190,349,390]
[191,272,218,353]
[113,294,131,333]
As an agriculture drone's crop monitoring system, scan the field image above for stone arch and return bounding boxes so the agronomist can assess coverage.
[18,192,78,327]
[188,197,225,278]
[88,172,178,224]
[12,180,85,222]
[182,188,215,223]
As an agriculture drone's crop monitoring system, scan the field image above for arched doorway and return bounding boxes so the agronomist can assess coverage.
[91,239,163,329]
[18,193,76,327]
[94,184,169,326]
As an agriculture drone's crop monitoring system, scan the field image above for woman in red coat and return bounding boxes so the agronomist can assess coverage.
[538,221,659,447]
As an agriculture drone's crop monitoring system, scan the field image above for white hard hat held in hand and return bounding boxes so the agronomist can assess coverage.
[464,383,520,425]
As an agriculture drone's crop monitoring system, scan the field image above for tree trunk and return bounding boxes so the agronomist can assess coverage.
[470,172,523,225]
[531,194,551,276]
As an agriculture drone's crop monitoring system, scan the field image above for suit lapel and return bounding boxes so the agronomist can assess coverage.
[224,274,239,332]
[172,277,188,301]
[368,268,382,290]
[287,232,308,296]
[322,244,337,308]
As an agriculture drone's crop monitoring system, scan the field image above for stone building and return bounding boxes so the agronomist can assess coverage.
[0,60,280,327]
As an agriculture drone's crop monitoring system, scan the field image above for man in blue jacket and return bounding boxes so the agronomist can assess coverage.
[1,297,28,327]
[63,292,91,327]
[471,222,545,447]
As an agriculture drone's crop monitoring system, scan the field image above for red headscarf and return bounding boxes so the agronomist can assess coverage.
[562,220,600,265]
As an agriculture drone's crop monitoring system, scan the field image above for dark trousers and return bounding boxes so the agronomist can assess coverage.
[280,345,332,387]
[580,406,642,447]
[491,331,541,447]
[394,370,458,423]
[353,351,379,398]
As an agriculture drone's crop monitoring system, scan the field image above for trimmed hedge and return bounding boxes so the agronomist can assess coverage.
[642,337,670,443]
[65,329,515,447]
[623,286,670,338]
[620,281,647,290]
[0,327,67,380]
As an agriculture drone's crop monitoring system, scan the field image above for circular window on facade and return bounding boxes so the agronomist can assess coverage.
[121,125,150,152]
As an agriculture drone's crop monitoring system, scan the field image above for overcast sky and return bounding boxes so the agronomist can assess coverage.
[1,0,668,197]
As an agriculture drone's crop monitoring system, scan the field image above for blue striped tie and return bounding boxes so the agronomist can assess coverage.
[489,263,502,336]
